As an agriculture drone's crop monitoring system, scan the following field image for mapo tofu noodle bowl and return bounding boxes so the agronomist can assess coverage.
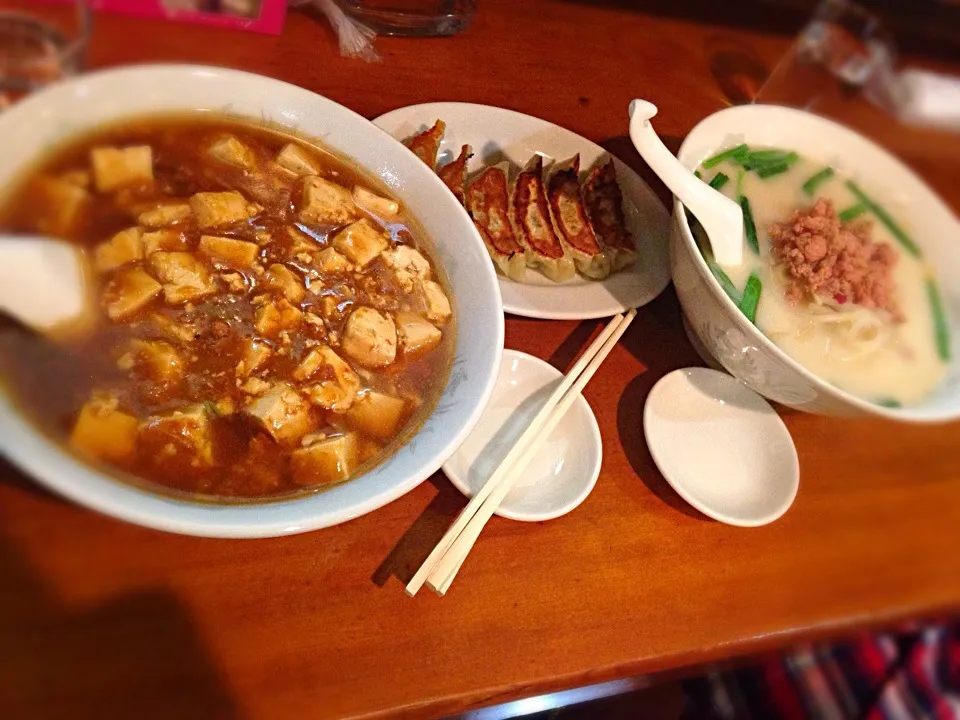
[674,106,960,420]
[0,114,458,501]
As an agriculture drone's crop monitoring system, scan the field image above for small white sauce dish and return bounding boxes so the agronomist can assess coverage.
[644,367,800,527]
[442,350,602,522]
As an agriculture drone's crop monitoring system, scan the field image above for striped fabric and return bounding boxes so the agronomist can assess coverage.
[681,625,960,719]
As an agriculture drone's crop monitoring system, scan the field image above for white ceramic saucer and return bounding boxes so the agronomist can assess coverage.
[442,350,602,521]
[643,368,799,527]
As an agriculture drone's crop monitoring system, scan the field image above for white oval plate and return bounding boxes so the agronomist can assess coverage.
[442,350,602,521]
[374,102,672,320]
[643,368,800,527]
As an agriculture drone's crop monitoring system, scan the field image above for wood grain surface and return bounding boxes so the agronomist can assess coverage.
[1,1,959,718]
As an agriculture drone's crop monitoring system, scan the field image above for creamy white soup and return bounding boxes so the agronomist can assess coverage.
[692,146,950,407]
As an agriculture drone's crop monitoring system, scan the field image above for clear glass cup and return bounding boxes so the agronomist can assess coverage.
[335,0,476,37]
[754,0,905,115]
[0,0,91,108]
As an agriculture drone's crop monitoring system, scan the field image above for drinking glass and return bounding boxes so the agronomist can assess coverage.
[0,0,91,108]
[335,0,476,37]
[754,0,905,115]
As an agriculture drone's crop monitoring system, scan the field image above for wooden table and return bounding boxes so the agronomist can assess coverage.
[2,2,959,718]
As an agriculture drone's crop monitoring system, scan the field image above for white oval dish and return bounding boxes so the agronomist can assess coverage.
[643,367,799,527]
[0,65,504,538]
[442,350,602,521]
[374,102,672,320]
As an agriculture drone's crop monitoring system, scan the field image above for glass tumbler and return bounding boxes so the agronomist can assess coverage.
[335,0,476,37]
[0,0,91,108]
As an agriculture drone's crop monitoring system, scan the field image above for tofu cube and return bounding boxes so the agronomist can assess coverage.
[276,143,321,176]
[316,247,352,274]
[299,176,355,226]
[331,219,389,268]
[265,263,305,303]
[381,245,431,292]
[254,298,302,338]
[298,345,360,413]
[346,391,407,439]
[148,252,217,304]
[199,235,259,269]
[60,169,91,188]
[396,311,443,356]
[70,395,138,463]
[240,377,272,396]
[148,312,197,344]
[143,229,188,256]
[209,136,257,170]
[190,191,262,228]
[32,176,91,237]
[352,186,400,218]
[91,146,154,193]
[119,339,184,383]
[138,203,192,227]
[139,404,214,467]
[290,433,357,486]
[423,280,452,325]
[103,267,162,320]
[236,338,272,378]
[244,383,314,443]
[340,307,397,368]
[95,227,143,273]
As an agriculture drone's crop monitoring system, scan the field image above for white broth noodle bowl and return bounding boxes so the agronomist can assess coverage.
[672,104,960,421]
[693,150,948,408]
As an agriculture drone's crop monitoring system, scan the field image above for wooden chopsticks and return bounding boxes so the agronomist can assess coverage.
[406,309,637,597]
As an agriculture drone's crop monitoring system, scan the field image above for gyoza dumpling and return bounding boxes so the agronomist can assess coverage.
[466,163,526,282]
[404,120,446,170]
[438,145,472,206]
[583,159,637,272]
[511,155,575,283]
[547,155,612,281]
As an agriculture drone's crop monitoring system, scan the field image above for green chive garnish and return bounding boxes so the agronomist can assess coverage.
[694,170,702,179]
[838,203,868,222]
[845,181,921,258]
[876,398,902,409]
[703,144,749,170]
[743,151,798,172]
[744,149,789,161]
[710,262,741,303]
[738,273,762,323]
[927,279,952,361]
[757,163,790,179]
[802,167,834,196]
[739,195,758,254]
[708,172,729,190]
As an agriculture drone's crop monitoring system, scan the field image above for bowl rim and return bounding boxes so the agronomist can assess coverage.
[673,103,959,423]
[0,63,505,535]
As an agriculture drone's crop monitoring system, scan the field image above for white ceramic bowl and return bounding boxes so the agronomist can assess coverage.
[672,105,960,421]
[0,65,504,537]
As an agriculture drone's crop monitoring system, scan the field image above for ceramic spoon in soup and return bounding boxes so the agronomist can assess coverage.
[628,99,744,267]
[0,236,93,334]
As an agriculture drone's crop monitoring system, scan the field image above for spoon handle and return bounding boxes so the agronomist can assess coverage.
[628,100,744,267]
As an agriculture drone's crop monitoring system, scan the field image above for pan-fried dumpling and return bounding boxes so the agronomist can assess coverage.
[404,120,446,170]
[511,156,575,283]
[547,155,612,281]
[583,159,637,272]
[438,145,472,206]
[466,163,526,282]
